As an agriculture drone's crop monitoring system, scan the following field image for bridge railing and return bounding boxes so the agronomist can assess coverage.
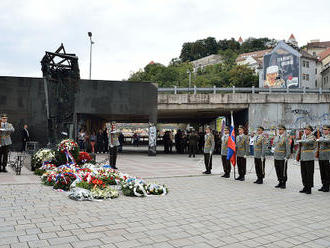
[158,86,330,94]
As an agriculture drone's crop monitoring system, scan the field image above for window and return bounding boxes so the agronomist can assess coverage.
[303,73,310,81]
[303,60,310,68]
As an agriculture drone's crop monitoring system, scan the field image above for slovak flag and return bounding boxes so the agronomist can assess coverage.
[227,113,236,167]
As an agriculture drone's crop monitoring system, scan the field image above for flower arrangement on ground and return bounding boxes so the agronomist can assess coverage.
[55,139,80,166]
[31,148,56,169]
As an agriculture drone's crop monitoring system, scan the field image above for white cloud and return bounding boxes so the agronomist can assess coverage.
[0,0,329,80]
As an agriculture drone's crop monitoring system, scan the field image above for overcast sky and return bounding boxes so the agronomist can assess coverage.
[1,0,329,81]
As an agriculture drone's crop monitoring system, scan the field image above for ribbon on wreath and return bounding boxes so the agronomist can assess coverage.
[64,148,76,164]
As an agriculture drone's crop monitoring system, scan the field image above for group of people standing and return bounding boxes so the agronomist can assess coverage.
[203,124,330,195]
[77,128,124,154]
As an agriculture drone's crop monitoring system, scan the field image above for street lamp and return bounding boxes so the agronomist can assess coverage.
[88,32,94,80]
[186,69,192,92]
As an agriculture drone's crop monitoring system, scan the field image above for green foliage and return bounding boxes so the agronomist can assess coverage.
[34,169,46,176]
[240,37,276,53]
[76,181,93,190]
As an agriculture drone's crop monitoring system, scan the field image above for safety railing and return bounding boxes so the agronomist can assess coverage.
[158,86,330,94]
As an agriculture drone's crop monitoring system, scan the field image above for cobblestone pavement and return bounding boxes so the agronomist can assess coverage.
[1,152,330,247]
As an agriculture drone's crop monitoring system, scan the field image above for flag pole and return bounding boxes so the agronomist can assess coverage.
[231,111,236,179]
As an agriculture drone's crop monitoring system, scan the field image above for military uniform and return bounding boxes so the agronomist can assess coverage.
[236,132,249,180]
[317,132,330,192]
[221,133,231,177]
[298,130,316,194]
[0,115,15,172]
[273,130,290,188]
[203,132,215,174]
[108,123,120,169]
[254,130,268,184]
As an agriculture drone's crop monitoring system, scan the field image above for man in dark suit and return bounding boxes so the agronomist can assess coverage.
[22,124,30,152]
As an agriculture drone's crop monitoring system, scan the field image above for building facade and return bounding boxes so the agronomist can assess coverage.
[191,54,223,72]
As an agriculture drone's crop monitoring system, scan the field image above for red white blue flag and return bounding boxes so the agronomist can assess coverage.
[227,112,236,167]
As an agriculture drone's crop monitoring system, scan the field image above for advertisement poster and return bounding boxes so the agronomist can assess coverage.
[216,117,226,133]
[263,43,300,88]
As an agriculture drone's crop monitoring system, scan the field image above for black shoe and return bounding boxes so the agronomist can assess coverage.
[203,171,210,174]
[235,177,241,180]
[239,177,245,181]
[299,187,307,193]
[253,179,259,184]
[112,166,118,170]
[224,174,230,178]
[318,187,325,192]
[305,188,311,194]
[323,186,329,192]
[221,174,227,177]
[189,155,191,158]
[275,183,281,188]
[280,183,286,189]
[2,167,8,173]
[256,179,263,184]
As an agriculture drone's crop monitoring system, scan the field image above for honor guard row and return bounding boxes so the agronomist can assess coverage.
[203,124,330,195]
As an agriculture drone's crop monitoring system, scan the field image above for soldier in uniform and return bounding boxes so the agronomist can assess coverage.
[107,122,120,170]
[297,125,316,194]
[203,127,214,174]
[316,125,330,192]
[0,113,15,172]
[235,125,249,181]
[221,127,231,178]
[253,126,267,184]
[273,125,290,189]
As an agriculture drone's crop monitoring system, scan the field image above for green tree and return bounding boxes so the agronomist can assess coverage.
[228,65,259,87]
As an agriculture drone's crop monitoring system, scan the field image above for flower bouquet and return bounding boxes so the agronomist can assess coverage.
[55,139,80,166]
[31,148,56,169]
[91,186,119,199]
[77,152,93,165]
[147,183,168,195]
[53,172,78,191]
[121,178,148,197]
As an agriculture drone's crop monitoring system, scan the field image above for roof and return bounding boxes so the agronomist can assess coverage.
[288,34,296,40]
[300,50,319,61]
[307,41,330,49]
[236,49,272,62]
[319,47,330,61]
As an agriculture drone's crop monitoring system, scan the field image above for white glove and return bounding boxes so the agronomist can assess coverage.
[244,155,247,158]
[209,151,212,155]
[316,139,320,142]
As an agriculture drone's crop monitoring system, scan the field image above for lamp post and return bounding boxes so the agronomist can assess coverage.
[186,69,192,92]
[88,32,94,80]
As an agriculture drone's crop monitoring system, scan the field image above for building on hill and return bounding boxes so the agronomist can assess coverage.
[305,40,330,56]
[238,37,243,45]
[259,40,319,89]
[191,54,223,72]
[287,34,298,47]
[236,49,272,74]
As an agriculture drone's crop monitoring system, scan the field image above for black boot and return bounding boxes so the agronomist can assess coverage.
[275,182,281,188]
[239,177,245,181]
[318,186,325,192]
[280,182,286,189]
[256,179,263,184]
[323,185,329,192]
[221,173,226,177]
[253,179,259,184]
[299,187,307,193]
[224,173,230,178]
[235,176,241,180]
[305,187,312,194]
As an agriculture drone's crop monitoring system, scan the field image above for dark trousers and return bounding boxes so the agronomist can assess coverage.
[0,145,9,169]
[109,146,118,167]
[319,160,330,187]
[22,141,27,152]
[274,159,287,183]
[300,161,314,188]
[189,144,197,157]
[96,142,103,153]
[204,153,212,172]
[222,155,231,175]
[237,156,246,178]
[254,158,265,179]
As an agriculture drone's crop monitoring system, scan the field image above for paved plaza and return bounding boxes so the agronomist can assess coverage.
[1,149,330,248]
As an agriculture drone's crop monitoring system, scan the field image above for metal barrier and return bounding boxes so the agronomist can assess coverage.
[158,86,330,94]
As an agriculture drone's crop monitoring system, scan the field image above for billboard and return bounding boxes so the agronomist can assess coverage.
[263,44,300,88]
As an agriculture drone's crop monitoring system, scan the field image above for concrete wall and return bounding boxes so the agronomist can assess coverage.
[76,80,158,123]
[0,76,48,150]
[249,103,330,131]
